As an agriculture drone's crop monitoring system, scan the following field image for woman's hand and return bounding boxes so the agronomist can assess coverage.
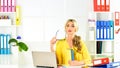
[50,37,57,45]
[69,60,84,66]
[50,37,57,52]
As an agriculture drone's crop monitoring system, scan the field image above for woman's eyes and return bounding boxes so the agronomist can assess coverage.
[66,25,69,27]
[66,24,75,27]
[72,25,75,27]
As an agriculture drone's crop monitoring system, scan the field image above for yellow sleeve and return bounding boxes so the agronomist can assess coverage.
[80,40,91,64]
[55,40,62,65]
[55,40,71,66]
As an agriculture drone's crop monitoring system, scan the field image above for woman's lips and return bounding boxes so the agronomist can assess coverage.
[68,30,71,32]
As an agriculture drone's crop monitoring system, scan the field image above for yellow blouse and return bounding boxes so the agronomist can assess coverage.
[55,39,91,66]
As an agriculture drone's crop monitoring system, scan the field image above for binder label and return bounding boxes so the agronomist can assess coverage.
[94,60,102,65]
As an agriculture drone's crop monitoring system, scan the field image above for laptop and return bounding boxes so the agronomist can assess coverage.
[32,51,57,68]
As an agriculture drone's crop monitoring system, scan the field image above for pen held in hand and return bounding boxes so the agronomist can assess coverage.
[55,30,59,37]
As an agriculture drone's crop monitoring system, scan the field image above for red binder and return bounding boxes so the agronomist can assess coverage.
[100,0,105,11]
[105,0,110,11]
[115,12,120,26]
[92,58,109,66]
[94,0,101,11]
[94,0,97,11]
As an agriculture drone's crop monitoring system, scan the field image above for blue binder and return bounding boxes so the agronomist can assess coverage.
[96,20,101,40]
[6,34,11,54]
[103,21,107,39]
[106,21,110,40]
[109,20,114,40]
[0,34,4,54]
[3,34,7,54]
[100,21,104,40]
[92,61,120,68]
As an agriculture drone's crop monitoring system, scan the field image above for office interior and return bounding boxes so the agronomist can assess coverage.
[0,0,120,68]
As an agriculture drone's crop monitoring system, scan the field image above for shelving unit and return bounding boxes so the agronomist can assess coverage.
[0,12,17,38]
[0,0,20,66]
[87,12,114,62]
[86,0,115,62]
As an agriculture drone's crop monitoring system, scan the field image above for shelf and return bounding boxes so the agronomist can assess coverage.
[95,53,114,56]
[90,53,113,56]
[88,40,114,42]
[95,40,114,41]
[0,55,18,65]
[0,12,16,14]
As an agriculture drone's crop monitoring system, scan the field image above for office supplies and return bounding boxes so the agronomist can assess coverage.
[32,51,57,68]
[101,0,105,11]
[96,21,100,39]
[11,0,16,12]
[4,34,7,54]
[94,0,101,11]
[105,0,110,11]
[115,12,120,26]
[1,0,4,12]
[16,6,21,25]
[106,21,110,39]
[55,30,59,37]
[93,58,109,66]
[4,0,7,12]
[0,34,4,54]
[96,41,102,54]
[55,29,65,40]
[8,0,11,12]
[103,21,107,39]
[92,61,120,68]
[6,34,11,54]
[100,21,104,39]
[109,20,114,39]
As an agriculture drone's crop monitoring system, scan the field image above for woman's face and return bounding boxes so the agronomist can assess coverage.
[65,21,77,35]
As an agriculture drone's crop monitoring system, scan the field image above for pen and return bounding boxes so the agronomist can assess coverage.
[55,30,59,37]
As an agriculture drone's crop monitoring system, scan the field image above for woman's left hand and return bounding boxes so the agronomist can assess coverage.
[68,60,84,66]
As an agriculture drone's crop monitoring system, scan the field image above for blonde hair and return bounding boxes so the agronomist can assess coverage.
[65,19,82,52]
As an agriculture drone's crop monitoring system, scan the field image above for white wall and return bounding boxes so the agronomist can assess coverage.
[17,0,90,42]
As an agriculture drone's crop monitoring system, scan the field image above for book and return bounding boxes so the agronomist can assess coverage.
[96,41,102,54]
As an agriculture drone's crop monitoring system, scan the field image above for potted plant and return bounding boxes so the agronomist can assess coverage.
[9,36,28,52]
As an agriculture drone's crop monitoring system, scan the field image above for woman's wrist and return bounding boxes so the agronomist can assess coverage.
[50,44,55,52]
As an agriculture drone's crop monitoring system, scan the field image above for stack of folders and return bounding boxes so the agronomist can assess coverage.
[92,60,120,68]
[0,0,16,12]
[93,0,110,11]
[0,34,11,55]
[92,58,109,66]
[96,20,114,40]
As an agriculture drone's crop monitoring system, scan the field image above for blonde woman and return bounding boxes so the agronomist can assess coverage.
[50,19,91,67]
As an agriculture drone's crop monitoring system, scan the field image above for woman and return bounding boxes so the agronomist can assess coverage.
[50,19,91,67]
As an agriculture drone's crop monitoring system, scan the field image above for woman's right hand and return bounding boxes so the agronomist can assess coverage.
[50,37,57,52]
[50,37,57,45]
